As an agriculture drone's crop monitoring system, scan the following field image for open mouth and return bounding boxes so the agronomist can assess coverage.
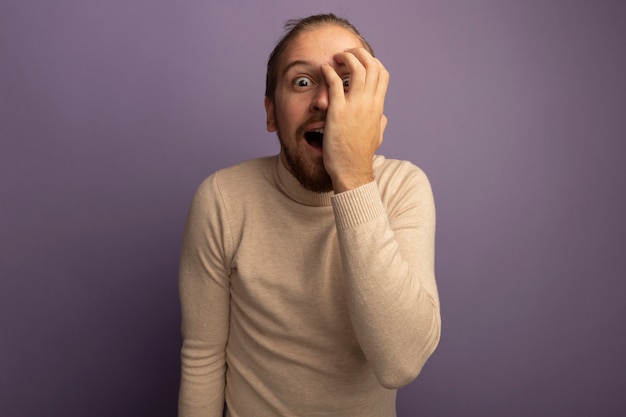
[304,128,324,150]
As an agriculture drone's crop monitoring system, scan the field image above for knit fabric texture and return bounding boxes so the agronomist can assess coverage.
[178,155,441,417]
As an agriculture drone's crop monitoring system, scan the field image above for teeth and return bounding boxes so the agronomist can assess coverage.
[313,128,324,134]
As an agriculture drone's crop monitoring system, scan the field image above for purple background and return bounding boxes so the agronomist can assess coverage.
[2,1,625,416]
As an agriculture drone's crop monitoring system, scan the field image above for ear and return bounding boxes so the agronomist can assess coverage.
[264,97,277,132]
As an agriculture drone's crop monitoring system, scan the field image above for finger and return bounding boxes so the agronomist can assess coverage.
[343,48,383,93]
[373,58,389,99]
[380,114,388,146]
[320,63,346,106]
[337,48,388,99]
[331,50,367,95]
[350,50,389,99]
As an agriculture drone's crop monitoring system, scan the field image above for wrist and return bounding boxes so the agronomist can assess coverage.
[332,171,374,193]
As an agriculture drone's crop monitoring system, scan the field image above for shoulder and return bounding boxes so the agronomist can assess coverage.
[185,156,277,236]
[372,155,435,218]
[209,156,275,186]
[194,156,277,199]
[373,154,431,191]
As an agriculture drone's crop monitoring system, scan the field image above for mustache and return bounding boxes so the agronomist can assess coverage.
[295,114,326,138]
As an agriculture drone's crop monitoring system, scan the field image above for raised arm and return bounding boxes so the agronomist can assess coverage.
[322,48,440,388]
[331,164,440,388]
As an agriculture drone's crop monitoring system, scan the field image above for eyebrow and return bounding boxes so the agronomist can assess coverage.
[281,60,314,79]
[281,59,347,79]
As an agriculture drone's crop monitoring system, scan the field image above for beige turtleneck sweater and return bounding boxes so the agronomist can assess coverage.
[178,154,440,417]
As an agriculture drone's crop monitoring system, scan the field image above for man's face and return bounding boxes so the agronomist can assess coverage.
[264,25,365,192]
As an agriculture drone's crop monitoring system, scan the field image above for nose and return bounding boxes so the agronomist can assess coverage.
[310,84,329,112]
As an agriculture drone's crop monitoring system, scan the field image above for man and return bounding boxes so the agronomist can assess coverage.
[178,13,441,417]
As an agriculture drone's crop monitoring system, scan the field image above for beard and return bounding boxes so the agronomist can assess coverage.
[276,116,334,193]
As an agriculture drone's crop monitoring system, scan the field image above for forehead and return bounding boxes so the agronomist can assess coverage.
[280,25,365,70]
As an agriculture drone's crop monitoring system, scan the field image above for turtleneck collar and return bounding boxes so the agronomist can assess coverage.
[273,155,334,207]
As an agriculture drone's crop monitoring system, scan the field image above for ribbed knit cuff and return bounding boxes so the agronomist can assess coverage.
[331,181,385,231]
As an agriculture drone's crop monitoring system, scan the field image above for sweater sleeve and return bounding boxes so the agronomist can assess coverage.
[330,164,441,389]
[178,174,232,417]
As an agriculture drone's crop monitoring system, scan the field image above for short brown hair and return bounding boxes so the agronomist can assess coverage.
[264,13,374,99]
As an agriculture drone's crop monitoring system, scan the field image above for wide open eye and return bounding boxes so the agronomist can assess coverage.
[342,76,350,90]
[293,76,312,88]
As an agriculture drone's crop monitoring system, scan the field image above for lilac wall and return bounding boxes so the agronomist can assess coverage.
[1,1,625,416]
